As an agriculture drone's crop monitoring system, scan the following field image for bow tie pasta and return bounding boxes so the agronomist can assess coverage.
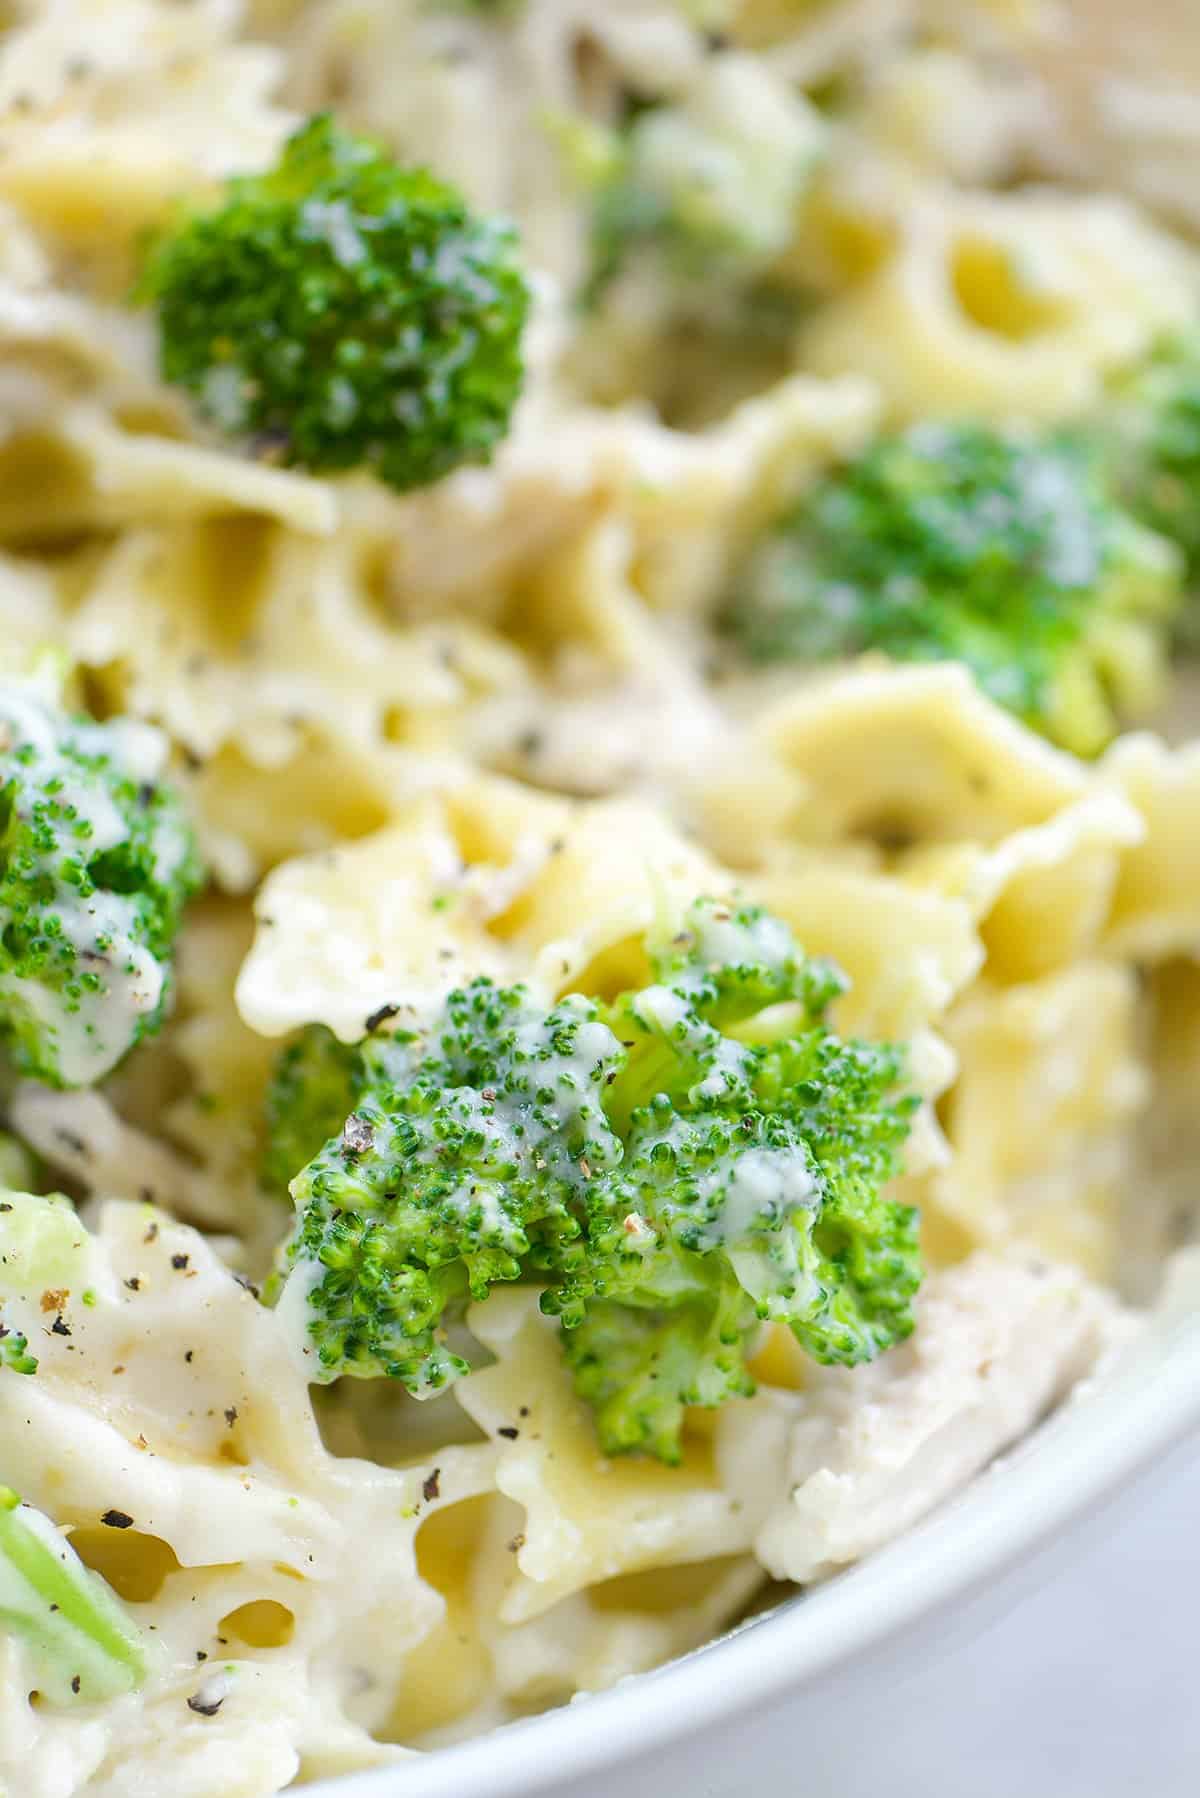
[2,1,1200,1792]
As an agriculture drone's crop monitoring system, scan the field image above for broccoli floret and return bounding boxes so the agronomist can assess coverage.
[0,683,202,1087]
[723,423,1182,756]
[137,113,531,493]
[262,1024,364,1198]
[0,1487,151,1704]
[555,909,917,1456]
[1104,331,1200,590]
[568,55,822,311]
[271,899,919,1461]
[275,984,621,1393]
[560,1276,755,1466]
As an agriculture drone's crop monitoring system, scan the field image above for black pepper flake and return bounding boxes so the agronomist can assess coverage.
[364,1002,400,1034]
[50,1315,70,1336]
[124,1277,141,1292]
[187,1692,224,1717]
[342,1113,375,1155]
[101,1509,133,1530]
[71,1675,81,1695]
[224,1407,238,1427]
[0,1203,12,1213]
[171,1254,190,1271]
[507,1533,525,1553]
[185,1349,194,1363]
[143,1219,159,1241]
[422,1468,441,1502]
[233,1274,260,1299]
[196,1650,207,1661]
[518,1406,530,1418]
[497,1426,519,1440]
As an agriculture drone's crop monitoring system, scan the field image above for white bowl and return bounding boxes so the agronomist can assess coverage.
[310,1256,1200,1798]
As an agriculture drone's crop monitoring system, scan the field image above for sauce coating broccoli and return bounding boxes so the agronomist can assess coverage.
[724,423,1182,756]
[269,900,919,1462]
[0,1192,153,1700]
[137,113,531,493]
[0,684,202,1087]
[0,1486,151,1705]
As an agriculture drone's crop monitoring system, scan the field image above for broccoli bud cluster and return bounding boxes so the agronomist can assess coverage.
[0,684,202,1088]
[138,114,531,493]
[723,422,1182,757]
[266,899,920,1462]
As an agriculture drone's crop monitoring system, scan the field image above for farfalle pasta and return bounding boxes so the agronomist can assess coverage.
[0,3,1198,1794]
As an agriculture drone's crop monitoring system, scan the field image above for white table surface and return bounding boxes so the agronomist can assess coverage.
[783,1434,1200,1797]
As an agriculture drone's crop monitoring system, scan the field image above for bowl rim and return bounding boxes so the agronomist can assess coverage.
[311,1262,1200,1798]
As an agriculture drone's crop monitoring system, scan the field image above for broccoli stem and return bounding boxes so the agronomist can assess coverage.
[0,1487,151,1705]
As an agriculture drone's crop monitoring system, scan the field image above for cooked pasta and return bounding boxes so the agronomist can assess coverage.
[0,3,1198,1793]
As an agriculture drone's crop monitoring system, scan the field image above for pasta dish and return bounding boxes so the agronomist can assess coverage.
[0,2,1198,1792]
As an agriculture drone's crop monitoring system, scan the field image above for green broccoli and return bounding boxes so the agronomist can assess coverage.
[0,1323,36,1376]
[270,899,919,1462]
[261,1023,364,1198]
[723,422,1182,756]
[0,1187,94,1376]
[136,114,530,494]
[274,982,619,1395]
[0,1188,152,1701]
[1103,331,1200,593]
[0,1487,152,1704]
[0,683,202,1088]
[563,55,822,312]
